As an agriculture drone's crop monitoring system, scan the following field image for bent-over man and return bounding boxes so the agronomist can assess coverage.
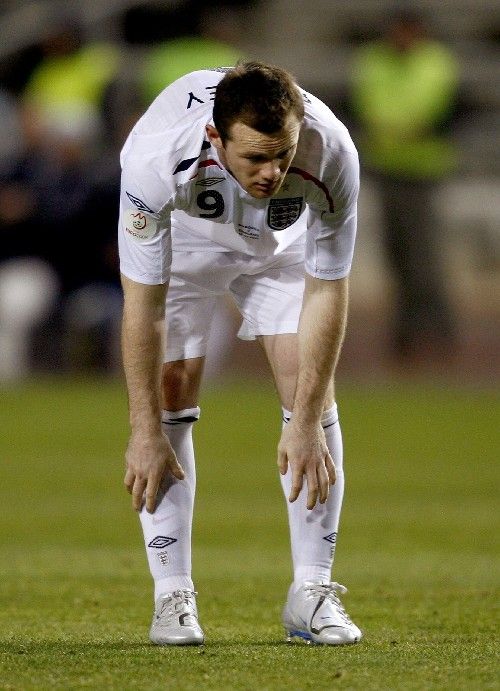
[119,61,362,646]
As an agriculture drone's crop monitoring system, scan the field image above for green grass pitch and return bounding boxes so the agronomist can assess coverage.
[0,377,498,689]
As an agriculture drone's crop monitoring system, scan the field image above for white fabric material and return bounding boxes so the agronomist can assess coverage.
[280,404,345,589]
[139,407,200,599]
[163,248,305,361]
[118,69,358,284]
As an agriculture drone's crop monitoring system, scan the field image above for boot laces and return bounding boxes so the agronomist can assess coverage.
[156,589,197,624]
[304,582,353,625]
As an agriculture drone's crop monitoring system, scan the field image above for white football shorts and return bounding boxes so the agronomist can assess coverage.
[164,247,306,362]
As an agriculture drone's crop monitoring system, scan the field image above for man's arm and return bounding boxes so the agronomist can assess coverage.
[121,274,184,512]
[277,273,348,510]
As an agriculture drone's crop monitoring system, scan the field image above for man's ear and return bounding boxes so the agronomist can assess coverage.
[205,124,223,150]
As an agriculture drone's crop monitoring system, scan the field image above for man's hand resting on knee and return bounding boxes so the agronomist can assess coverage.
[124,431,185,512]
[277,420,336,510]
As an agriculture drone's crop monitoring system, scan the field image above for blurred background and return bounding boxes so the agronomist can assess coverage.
[0,0,498,385]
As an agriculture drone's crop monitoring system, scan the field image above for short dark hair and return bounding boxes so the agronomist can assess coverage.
[213,61,304,144]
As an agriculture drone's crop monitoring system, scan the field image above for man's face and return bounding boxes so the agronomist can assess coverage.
[206,115,301,198]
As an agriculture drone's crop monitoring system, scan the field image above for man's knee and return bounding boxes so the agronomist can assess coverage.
[162,357,205,410]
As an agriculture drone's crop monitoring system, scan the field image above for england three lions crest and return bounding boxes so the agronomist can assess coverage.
[267,197,303,231]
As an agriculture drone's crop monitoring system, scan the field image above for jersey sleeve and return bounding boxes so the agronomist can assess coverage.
[304,148,359,280]
[118,148,173,285]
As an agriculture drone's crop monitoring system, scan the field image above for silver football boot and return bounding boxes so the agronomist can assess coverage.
[150,589,204,645]
[283,581,362,645]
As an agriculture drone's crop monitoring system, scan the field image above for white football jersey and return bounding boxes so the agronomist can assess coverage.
[118,69,359,285]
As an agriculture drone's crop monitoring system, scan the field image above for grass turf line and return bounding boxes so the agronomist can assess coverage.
[0,377,498,689]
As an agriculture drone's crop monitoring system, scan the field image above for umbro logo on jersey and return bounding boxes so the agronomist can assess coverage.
[267,196,303,230]
[323,532,337,544]
[126,191,155,213]
[148,536,177,549]
[196,177,225,187]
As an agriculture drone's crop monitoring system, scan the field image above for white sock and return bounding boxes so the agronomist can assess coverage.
[280,404,344,592]
[139,407,199,601]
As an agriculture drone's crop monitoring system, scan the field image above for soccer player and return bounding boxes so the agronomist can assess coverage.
[119,61,362,646]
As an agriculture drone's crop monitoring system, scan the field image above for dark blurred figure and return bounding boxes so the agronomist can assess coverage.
[0,94,60,380]
[0,98,122,378]
[350,10,459,365]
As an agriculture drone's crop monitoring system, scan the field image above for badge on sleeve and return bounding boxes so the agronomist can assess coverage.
[124,209,158,243]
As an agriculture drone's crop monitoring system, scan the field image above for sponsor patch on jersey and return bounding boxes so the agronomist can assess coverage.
[236,224,260,239]
[124,209,158,243]
[267,196,303,231]
[126,191,155,213]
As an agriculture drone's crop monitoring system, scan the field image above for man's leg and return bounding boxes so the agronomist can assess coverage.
[380,176,455,360]
[261,333,361,644]
[139,246,244,644]
[140,356,206,645]
[139,357,204,600]
[261,333,342,586]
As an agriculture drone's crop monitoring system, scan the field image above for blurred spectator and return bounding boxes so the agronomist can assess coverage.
[141,7,243,103]
[22,16,120,136]
[349,10,459,364]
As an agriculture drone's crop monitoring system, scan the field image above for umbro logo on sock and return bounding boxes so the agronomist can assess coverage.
[323,532,337,544]
[148,536,177,549]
